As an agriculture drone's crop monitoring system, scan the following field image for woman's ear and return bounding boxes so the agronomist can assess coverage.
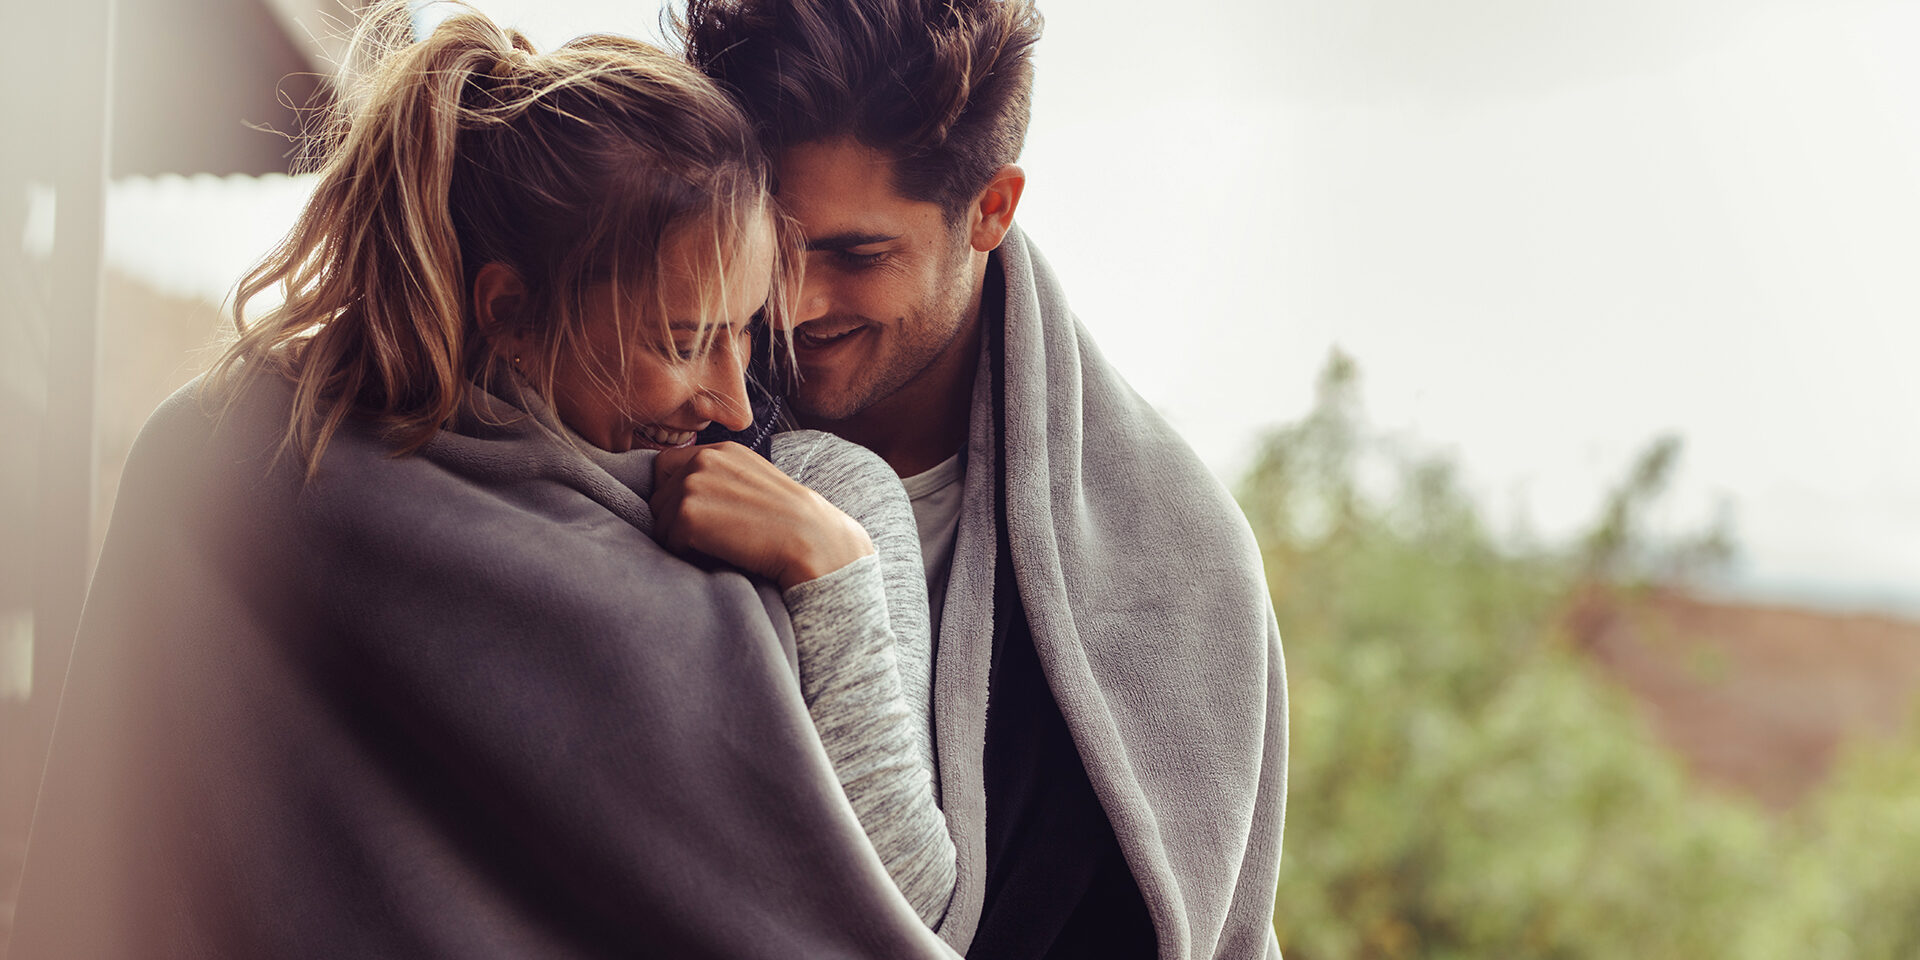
[473,262,529,357]
[968,164,1027,253]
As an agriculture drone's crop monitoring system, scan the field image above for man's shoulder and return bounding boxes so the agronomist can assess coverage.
[1080,370,1258,561]
[996,227,1253,550]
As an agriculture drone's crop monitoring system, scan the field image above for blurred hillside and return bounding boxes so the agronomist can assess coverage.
[1574,588,1920,811]
[1247,352,1920,959]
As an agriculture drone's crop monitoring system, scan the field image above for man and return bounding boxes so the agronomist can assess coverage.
[682,2,1290,957]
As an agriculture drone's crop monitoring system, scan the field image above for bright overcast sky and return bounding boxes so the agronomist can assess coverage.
[88,0,1920,613]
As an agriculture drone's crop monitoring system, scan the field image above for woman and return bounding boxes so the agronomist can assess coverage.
[9,5,956,957]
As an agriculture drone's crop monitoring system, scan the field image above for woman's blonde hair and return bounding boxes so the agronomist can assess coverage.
[214,1,793,475]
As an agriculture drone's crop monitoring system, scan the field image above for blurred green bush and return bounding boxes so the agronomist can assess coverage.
[1244,352,1920,960]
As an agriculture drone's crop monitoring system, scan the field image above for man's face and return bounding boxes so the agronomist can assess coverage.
[773,138,976,423]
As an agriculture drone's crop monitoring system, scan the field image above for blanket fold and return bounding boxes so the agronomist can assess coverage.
[932,228,1288,959]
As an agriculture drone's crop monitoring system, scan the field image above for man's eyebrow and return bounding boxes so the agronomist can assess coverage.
[806,231,898,252]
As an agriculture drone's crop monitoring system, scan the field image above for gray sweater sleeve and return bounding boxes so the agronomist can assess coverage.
[772,431,955,929]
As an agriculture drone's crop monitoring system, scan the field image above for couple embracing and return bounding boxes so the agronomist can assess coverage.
[12,0,1287,957]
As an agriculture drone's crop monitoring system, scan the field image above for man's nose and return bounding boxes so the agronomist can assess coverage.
[787,270,831,328]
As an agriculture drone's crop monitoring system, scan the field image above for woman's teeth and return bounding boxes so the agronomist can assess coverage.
[638,425,697,447]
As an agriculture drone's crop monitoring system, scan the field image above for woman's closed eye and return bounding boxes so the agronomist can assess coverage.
[672,323,754,362]
[670,337,712,362]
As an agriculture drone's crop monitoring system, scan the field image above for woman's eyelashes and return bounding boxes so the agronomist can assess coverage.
[671,323,755,362]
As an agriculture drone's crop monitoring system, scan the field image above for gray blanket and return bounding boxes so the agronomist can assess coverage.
[11,374,962,958]
[931,228,1288,958]
[11,226,1286,959]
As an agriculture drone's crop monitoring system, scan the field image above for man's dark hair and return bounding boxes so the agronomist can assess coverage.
[680,0,1042,221]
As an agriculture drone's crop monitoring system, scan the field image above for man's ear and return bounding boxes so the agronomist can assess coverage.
[472,262,529,358]
[968,163,1026,253]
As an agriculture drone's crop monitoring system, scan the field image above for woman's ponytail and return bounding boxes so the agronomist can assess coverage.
[217,4,545,471]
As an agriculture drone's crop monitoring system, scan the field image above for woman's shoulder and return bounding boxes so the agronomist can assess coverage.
[113,370,295,511]
[120,371,603,552]
[769,429,896,489]
[123,369,691,581]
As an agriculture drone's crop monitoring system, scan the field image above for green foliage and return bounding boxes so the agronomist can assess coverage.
[1242,352,1920,960]
[1769,706,1920,959]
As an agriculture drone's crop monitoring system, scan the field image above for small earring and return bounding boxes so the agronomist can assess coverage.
[512,355,522,367]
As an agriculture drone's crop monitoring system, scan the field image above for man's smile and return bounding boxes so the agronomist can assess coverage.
[793,319,873,354]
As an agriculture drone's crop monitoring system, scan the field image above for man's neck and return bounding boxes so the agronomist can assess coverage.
[800,313,980,477]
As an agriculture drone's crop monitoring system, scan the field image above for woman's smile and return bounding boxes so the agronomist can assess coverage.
[631,423,703,450]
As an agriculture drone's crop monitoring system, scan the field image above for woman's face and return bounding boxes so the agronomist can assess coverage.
[546,216,776,453]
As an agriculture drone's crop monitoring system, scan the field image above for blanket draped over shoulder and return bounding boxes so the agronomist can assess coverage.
[10,375,961,959]
[931,228,1289,959]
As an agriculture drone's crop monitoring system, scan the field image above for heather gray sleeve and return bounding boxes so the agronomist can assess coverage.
[772,431,954,929]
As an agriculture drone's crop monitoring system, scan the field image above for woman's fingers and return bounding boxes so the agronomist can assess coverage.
[648,442,873,589]
[651,443,749,547]
[650,442,710,490]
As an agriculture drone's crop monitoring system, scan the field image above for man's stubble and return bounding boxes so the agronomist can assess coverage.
[789,228,977,425]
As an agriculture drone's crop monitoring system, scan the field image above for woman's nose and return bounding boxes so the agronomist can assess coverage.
[694,342,755,434]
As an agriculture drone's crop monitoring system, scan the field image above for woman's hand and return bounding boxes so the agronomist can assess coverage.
[651,442,875,590]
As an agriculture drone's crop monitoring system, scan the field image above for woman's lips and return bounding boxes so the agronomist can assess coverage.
[631,424,700,450]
